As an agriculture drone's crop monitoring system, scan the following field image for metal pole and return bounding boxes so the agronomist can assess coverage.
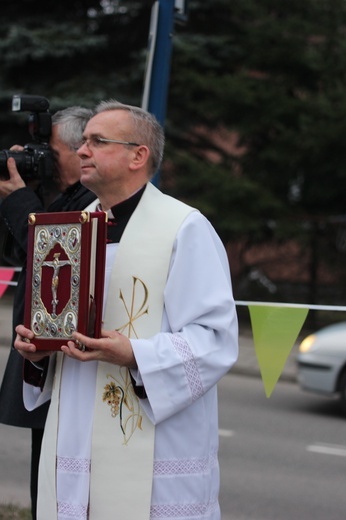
[142,0,176,186]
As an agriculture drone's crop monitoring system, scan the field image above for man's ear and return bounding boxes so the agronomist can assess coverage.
[129,145,150,172]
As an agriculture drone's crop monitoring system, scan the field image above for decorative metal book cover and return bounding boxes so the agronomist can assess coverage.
[24,210,107,350]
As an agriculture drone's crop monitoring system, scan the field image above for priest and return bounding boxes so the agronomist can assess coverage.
[14,100,239,520]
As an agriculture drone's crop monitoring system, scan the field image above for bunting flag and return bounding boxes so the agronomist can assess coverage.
[0,267,16,298]
[0,272,341,398]
[248,304,309,398]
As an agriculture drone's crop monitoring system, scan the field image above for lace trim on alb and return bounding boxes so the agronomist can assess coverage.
[154,450,218,476]
[57,501,88,519]
[151,499,218,518]
[169,334,204,401]
[57,456,90,474]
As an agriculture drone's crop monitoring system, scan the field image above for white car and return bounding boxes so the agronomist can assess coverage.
[296,321,346,413]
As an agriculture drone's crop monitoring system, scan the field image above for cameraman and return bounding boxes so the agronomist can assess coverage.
[0,106,96,520]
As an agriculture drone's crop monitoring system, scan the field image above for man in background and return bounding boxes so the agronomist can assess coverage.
[0,106,96,519]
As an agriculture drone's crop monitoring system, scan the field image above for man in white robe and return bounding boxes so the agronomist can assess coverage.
[15,100,238,520]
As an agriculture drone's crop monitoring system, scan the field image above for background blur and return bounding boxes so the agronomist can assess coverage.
[1,0,346,329]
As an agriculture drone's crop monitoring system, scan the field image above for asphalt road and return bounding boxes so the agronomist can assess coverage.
[2,370,345,516]
[0,422,31,507]
[0,288,311,513]
[218,373,346,520]
[0,291,31,507]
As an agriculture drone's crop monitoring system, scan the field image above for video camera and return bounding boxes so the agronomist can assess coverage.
[0,95,54,183]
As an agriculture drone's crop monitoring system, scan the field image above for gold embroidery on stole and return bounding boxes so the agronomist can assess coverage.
[103,369,143,445]
[102,276,149,443]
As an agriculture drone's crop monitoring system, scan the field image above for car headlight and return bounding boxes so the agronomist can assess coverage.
[299,334,316,353]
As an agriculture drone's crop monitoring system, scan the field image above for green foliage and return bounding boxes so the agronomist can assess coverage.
[163,147,284,243]
[166,0,346,232]
[0,0,152,115]
[1,0,346,287]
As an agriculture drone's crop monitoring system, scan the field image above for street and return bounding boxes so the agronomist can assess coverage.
[218,373,346,520]
[0,422,31,507]
[1,369,346,516]
[0,291,32,507]
[1,288,345,516]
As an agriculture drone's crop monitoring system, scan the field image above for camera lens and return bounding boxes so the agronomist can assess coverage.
[0,150,34,180]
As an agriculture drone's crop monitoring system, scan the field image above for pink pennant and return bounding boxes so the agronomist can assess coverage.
[0,268,15,298]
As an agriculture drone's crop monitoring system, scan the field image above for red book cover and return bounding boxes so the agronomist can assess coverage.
[24,210,107,350]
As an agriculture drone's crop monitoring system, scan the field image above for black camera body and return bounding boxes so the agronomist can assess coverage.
[0,95,54,183]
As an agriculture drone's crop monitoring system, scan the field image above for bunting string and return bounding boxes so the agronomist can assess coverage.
[0,267,21,286]
[236,300,346,311]
[1,269,345,398]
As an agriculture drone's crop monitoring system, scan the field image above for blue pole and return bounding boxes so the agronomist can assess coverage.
[145,0,176,186]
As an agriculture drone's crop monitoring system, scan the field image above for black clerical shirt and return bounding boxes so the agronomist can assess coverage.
[106,185,146,244]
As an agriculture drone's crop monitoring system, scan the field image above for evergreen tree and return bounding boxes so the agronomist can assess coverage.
[166,0,346,234]
[0,0,152,147]
[1,0,346,302]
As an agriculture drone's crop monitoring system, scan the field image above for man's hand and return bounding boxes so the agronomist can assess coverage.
[14,324,53,362]
[0,157,26,198]
[61,329,137,369]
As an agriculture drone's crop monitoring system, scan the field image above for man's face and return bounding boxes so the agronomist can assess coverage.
[50,125,81,192]
[77,110,135,195]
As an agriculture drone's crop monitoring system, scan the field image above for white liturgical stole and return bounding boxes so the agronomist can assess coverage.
[38,182,195,519]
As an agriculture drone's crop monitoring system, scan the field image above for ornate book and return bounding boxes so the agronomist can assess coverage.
[24,210,107,350]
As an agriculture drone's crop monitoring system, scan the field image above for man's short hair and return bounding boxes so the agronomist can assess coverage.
[95,100,165,177]
[52,107,94,149]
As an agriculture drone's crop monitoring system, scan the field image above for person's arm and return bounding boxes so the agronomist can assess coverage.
[0,158,45,254]
[130,212,239,424]
[53,212,238,422]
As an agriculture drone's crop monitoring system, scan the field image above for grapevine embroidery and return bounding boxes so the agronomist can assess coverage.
[102,276,149,444]
[103,381,125,433]
[102,368,143,445]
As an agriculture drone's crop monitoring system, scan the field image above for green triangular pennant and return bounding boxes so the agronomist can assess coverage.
[248,305,309,397]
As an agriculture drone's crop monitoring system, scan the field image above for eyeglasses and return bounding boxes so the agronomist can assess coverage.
[79,136,140,149]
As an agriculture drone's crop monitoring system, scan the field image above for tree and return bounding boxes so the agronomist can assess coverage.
[166,0,346,223]
[160,0,346,303]
[0,0,152,148]
[1,0,346,305]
